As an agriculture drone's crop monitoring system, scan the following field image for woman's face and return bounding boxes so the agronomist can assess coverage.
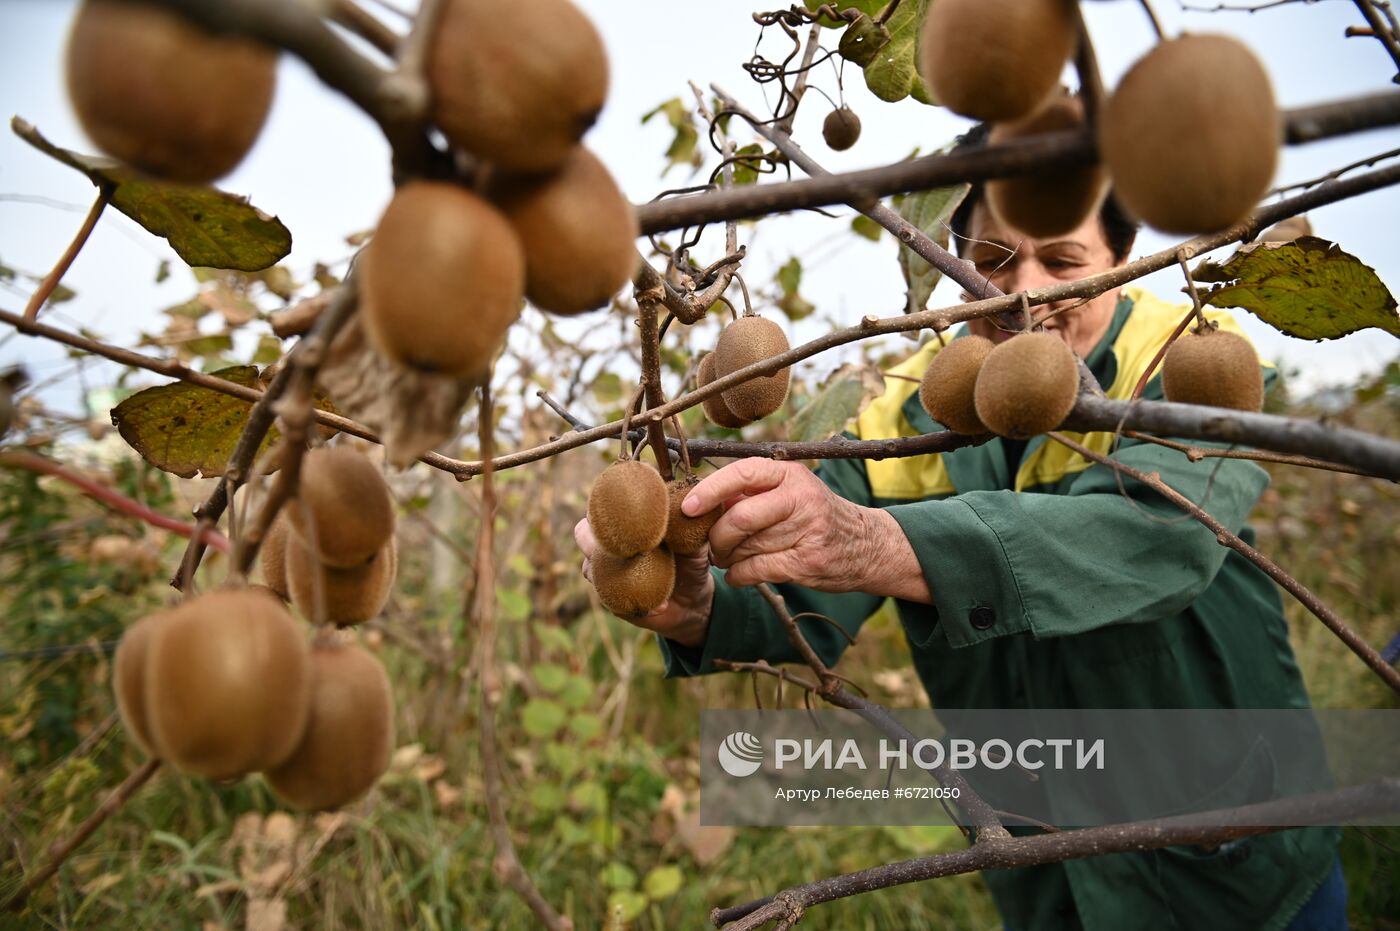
[960,200,1127,359]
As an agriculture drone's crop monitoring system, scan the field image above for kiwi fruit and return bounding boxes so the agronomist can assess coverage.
[697,352,750,429]
[429,0,608,174]
[918,0,1076,122]
[663,477,721,555]
[113,610,172,755]
[144,588,311,779]
[714,317,792,421]
[919,335,995,435]
[1161,326,1264,412]
[987,95,1108,238]
[285,536,398,626]
[66,0,276,183]
[488,148,639,315]
[588,460,669,558]
[264,639,394,811]
[285,447,395,569]
[822,107,862,151]
[1100,34,1279,234]
[593,547,676,619]
[973,331,1080,439]
[260,515,291,598]
[360,181,525,378]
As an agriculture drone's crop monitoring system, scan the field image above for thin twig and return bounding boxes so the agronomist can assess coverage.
[1123,430,1377,477]
[1047,432,1400,696]
[1353,0,1400,81]
[22,185,109,324]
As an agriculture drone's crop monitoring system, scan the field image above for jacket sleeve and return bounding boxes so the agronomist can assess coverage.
[655,451,886,678]
[885,431,1271,649]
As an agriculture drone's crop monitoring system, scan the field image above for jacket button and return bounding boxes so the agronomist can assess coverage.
[969,606,996,630]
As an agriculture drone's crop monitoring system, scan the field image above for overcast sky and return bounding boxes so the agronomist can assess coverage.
[2,0,1398,423]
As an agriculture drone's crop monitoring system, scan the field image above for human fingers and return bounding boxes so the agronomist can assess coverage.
[683,458,793,518]
[573,517,597,557]
[724,553,793,588]
[708,492,795,565]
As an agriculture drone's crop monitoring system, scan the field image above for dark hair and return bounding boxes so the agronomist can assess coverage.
[947,122,1139,263]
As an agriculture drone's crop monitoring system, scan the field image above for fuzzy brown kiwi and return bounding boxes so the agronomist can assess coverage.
[488,148,639,315]
[285,536,398,627]
[113,609,171,755]
[918,0,1076,122]
[663,478,721,555]
[697,352,750,429]
[1161,326,1264,412]
[260,515,291,598]
[919,335,995,435]
[593,547,676,619]
[588,460,669,558]
[987,95,1108,238]
[1100,34,1279,234]
[360,181,525,378]
[65,0,276,183]
[822,107,862,151]
[144,588,311,779]
[429,0,608,174]
[714,317,791,421]
[285,447,395,570]
[264,639,394,811]
[973,332,1079,439]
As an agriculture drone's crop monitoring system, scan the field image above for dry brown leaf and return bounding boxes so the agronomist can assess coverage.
[433,779,463,809]
[246,897,288,931]
[319,314,482,466]
[675,810,734,866]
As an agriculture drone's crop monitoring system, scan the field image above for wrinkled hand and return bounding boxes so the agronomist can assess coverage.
[574,518,713,648]
[682,459,930,602]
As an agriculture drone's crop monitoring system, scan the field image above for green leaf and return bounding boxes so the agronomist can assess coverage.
[559,674,593,710]
[1194,237,1400,340]
[643,865,684,900]
[600,862,637,891]
[607,890,649,923]
[569,712,603,741]
[897,183,970,313]
[777,257,803,294]
[591,371,626,405]
[642,98,700,175]
[111,366,272,479]
[570,780,608,814]
[837,12,891,67]
[776,257,816,321]
[532,663,569,694]
[530,783,567,813]
[851,214,883,241]
[860,0,930,103]
[12,117,291,272]
[498,588,531,622]
[730,143,767,186]
[814,0,884,28]
[250,334,283,366]
[790,363,886,441]
[521,698,567,739]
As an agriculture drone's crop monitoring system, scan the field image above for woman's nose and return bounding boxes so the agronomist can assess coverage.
[999,260,1056,296]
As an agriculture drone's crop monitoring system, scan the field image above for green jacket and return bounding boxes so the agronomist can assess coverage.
[658,288,1339,931]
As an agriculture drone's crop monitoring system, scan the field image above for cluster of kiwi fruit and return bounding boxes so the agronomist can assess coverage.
[260,446,398,626]
[918,0,1280,235]
[697,315,792,429]
[358,0,639,381]
[920,330,1079,439]
[114,588,395,811]
[585,459,721,618]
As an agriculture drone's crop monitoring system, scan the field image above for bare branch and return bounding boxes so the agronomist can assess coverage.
[22,185,109,323]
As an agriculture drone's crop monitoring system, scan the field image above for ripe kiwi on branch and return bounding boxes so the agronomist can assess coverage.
[65,0,277,183]
[487,148,640,315]
[664,477,721,555]
[286,536,398,627]
[987,94,1108,238]
[973,331,1080,439]
[588,459,669,558]
[714,316,792,422]
[697,352,750,429]
[264,638,394,811]
[822,106,862,151]
[1100,34,1280,234]
[285,446,395,569]
[429,0,608,173]
[919,335,995,435]
[593,547,676,619]
[918,0,1077,122]
[114,610,172,755]
[1161,324,1264,412]
[142,588,312,779]
[360,181,525,378]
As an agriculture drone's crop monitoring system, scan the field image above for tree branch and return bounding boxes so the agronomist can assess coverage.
[1352,0,1400,82]
[637,92,1400,234]
[22,185,109,323]
[1047,432,1400,696]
